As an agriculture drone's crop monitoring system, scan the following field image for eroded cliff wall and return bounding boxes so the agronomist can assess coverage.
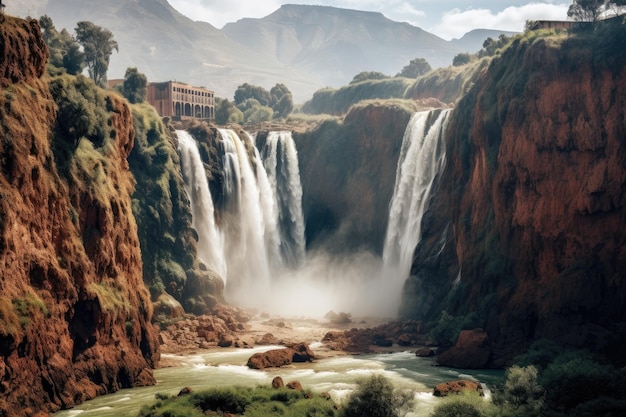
[294,101,415,253]
[407,24,626,365]
[0,17,158,415]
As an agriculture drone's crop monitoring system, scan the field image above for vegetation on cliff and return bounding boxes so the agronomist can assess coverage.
[0,16,159,415]
[405,16,626,368]
[128,104,225,315]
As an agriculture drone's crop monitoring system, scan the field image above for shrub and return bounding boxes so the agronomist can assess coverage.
[493,365,543,417]
[429,392,496,417]
[340,374,414,417]
[540,351,626,416]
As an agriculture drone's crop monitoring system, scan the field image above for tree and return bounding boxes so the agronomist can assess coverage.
[121,67,147,104]
[495,365,544,417]
[214,98,243,125]
[396,58,432,78]
[477,34,512,58]
[233,83,270,106]
[75,21,118,87]
[39,15,84,75]
[568,0,607,21]
[452,53,471,67]
[269,83,293,119]
[350,71,389,84]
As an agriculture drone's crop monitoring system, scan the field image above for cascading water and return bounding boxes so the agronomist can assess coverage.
[382,109,451,288]
[177,130,226,278]
[259,131,306,268]
[217,128,278,305]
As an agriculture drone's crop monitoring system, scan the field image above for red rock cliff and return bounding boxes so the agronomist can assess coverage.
[0,16,159,415]
[406,25,626,365]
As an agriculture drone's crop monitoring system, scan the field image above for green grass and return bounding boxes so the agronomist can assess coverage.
[137,385,338,417]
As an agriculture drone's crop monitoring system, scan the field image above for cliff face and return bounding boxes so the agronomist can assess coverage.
[294,101,414,253]
[407,26,626,364]
[0,16,158,415]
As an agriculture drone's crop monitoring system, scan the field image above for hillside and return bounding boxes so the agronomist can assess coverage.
[7,1,510,102]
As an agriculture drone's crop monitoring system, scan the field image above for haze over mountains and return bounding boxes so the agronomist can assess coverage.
[11,0,515,101]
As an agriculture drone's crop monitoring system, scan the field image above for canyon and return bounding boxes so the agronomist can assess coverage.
[1,11,626,417]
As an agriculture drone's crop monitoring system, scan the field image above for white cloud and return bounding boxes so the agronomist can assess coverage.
[431,3,571,40]
[171,0,282,27]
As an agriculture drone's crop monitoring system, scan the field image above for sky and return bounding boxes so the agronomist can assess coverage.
[168,0,572,40]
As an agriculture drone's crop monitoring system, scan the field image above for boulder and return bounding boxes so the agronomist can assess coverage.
[288,343,316,363]
[256,333,280,345]
[178,387,193,396]
[247,348,294,370]
[246,343,315,369]
[218,334,234,348]
[433,380,483,397]
[397,333,413,346]
[287,381,304,391]
[153,293,186,319]
[437,329,491,369]
[416,348,436,357]
[272,376,284,388]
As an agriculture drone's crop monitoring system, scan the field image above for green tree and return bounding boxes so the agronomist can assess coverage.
[350,71,389,84]
[214,98,244,125]
[269,83,293,119]
[496,365,544,417]
[568,0,607,21]
[477,34,511,58]
[75,21,118,87]
[39,15,84,75]
[121,67,147,104]
[396,58,432,78]
[234,83,270,106]
[452,52,472,67]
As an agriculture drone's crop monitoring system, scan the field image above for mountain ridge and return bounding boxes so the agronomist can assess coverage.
[7,1,514,102]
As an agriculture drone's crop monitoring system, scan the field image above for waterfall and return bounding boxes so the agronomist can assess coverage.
[259,131,306,267]
[176,130,226,278]
[217,128,276,303]
[382,109,451,280]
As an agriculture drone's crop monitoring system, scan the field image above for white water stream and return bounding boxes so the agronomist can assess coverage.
[53,347,502,417]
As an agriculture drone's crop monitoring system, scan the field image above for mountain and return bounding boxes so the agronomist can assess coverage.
[7,0,511,102]
[222,4,459,90]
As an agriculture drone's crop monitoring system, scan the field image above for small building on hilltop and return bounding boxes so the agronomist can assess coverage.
[147,81,215,120]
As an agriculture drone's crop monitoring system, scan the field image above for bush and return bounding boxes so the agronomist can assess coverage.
[430,392,496,417]
[540,351,626,416]
[340,374,414,417]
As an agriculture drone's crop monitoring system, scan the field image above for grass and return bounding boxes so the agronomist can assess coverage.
[137,385,338,417]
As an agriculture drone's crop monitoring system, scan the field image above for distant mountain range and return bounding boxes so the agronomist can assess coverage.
[9,0,516,102]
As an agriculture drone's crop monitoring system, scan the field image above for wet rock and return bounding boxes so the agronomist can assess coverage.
[288,343,316,363]
[178,387,193,396]
[437,329,491,369]
[247,348,294,370]
[256,333,280,345]
[416,348,436,357]
[287,381,304,391]
[272,376,285,388]
[433,380,483,397]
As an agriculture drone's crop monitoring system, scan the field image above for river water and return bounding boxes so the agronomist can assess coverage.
[54,344,503,417]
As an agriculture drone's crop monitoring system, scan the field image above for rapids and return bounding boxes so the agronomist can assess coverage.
[53,347,503,417]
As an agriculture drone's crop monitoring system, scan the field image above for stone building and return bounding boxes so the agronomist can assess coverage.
[147,81,215,120]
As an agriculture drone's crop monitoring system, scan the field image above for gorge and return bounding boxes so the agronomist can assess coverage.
[1,11,626,417]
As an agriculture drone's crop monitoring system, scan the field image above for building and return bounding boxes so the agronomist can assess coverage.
[529,20,592,31]
[147,81,215,120]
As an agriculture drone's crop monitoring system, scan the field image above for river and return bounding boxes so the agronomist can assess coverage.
[54,344,503,417]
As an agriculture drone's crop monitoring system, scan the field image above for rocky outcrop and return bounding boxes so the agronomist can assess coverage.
[433,380,483,397]
[437,329,491,369]
[129,108,225,313]
[159,306,250,352]
[322,321,425,352]
[0,17,158,416]
[294,101,414,253]
[246,343,315,369]
[405,22,626,365]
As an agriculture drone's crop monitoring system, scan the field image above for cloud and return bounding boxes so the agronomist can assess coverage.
[431,3,571,40]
